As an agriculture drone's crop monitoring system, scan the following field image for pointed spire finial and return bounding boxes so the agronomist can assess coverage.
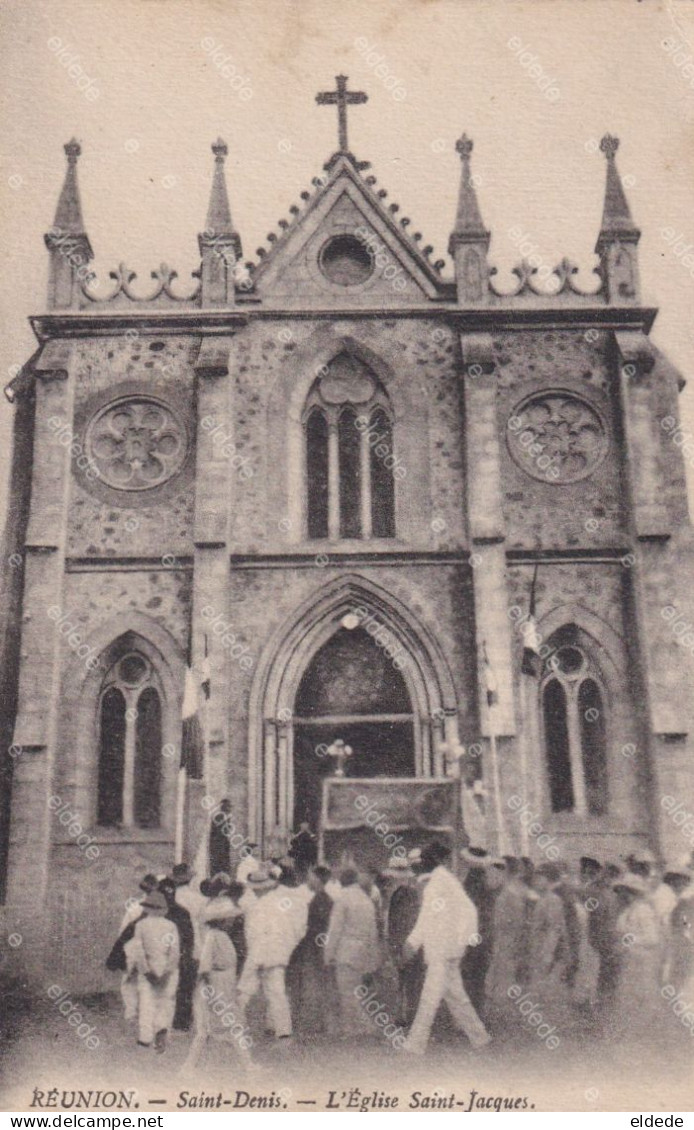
[455,133,474,160]
[449,133,491,305]
[51,138,87,236]
[199,138,242,304]
[450,132,488,241]
[44,139,93,308]
[595,133,640,303]
[599,133,619,160]
[205,138,234,235]
[64,138,81,164]
[597,132,638,235]
[212,137,228,162]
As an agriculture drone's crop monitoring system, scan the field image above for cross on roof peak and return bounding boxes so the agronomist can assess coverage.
[315,75,368,154]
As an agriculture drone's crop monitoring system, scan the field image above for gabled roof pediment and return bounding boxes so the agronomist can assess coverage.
[251,154,447,306]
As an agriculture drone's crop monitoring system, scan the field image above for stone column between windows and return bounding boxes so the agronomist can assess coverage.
[328,419,340,539]
[460,332,516,849]
[565,690,588,816]
[7,342,75,977]
[360,425,373,539]
[189,335,239,857]
[122,713,136,827]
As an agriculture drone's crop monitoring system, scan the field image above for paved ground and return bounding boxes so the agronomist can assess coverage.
[1,987,692,1113]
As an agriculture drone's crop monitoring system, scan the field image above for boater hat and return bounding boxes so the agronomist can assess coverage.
[663,859,692,882]
[535,862,562,883]
[613,873,647,895]
[460,846,491,867]
[246,866,277,892]
[141,890,169,913]
[200,872,232,898]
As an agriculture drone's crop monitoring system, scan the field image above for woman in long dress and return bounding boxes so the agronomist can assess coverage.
[184,896,253,1071]
[611,874,664,1040]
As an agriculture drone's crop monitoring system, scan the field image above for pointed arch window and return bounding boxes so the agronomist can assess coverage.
[304,353,396,540]
[97,652,163,828]
[541,631,608,817]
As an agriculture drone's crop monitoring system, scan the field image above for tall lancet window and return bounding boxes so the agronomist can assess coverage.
[97,652,163,828]
[541,626,608,817]
[304,353,396,540]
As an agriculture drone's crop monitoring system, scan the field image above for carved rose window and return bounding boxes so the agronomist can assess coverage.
[507,391,607,483]
[86,396,188,490]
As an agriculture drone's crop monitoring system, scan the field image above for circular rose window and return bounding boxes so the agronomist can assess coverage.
[85,396,188,491]
[319,235,374,286]
[507,391,607,484]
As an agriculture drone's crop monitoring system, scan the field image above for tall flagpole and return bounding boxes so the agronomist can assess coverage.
[483,640,506,855]
[519,563,541,856]
[174,768,186,863]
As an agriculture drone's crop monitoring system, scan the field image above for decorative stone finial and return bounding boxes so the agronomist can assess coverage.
[45,139,92,307]
[449,132,490,304]
[595,132,640,303]
[600,134,620,160]
[64,138,81,164]
[212,138,228,162]
[456,134,474,159]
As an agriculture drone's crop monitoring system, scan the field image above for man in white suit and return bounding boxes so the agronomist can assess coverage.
[403,841,491,1055]
[237,866,308,1039]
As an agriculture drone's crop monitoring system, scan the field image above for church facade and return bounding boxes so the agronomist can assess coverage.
[1,81,693,990]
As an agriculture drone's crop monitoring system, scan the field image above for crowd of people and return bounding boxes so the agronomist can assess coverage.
[106,832,694,1068]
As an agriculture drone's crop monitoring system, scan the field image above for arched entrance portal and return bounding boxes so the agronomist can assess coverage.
[293,625,415,831]
[248,577,460,848]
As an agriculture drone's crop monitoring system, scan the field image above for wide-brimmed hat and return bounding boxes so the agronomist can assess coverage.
[139,873,159,893]
[200,872,232,898]
[663,859,692,882]
[171,863,194,886]
[246,866,278,892]
[460,846,490,867]
[535,862,562,883]
[627,847,656,865]
[141,890,169,913]
[420,841,451,872]
[613,873,647,895]
[580,855,602,871]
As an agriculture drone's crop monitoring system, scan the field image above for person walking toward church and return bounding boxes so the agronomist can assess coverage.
[107,873,159,1022]
[288,865,337,1035]
[525,862,571,1028]
[586,859,622,1013]
[324,868,380,1037]
[183,886,253,1073]
[484,857,532,1035]
[385,856,424,1028]
[159,877,196,1031]
[172,862,207,960]
[611,873,664,1040]
[126,890,180,1052]
[237,866,308,1040]
[402,842,491,1056]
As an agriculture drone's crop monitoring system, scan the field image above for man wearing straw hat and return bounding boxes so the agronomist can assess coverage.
[237,865,307,1040]
[126,889,180,1052]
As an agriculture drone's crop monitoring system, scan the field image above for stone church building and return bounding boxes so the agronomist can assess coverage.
[1,80,693,989]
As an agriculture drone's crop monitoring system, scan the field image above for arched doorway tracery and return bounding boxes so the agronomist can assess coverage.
[247,577,459,846]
